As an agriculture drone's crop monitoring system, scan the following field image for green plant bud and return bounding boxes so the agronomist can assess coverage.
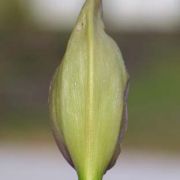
[49,0,129,180]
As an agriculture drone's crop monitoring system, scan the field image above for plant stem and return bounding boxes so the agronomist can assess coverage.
[78,175,102,180]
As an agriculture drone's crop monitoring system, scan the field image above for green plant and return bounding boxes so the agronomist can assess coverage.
[49,0,129,180]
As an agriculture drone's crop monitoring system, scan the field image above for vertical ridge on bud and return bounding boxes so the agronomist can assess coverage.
[49,0,129,180]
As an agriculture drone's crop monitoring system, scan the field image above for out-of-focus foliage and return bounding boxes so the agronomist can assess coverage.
[0,0,32,30]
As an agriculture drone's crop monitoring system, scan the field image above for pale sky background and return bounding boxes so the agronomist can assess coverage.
[27,0,180,31]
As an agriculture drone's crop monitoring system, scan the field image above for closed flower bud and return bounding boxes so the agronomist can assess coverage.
[49,0,129,180]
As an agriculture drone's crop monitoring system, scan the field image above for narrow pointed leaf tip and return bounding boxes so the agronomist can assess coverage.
[49,0,129,179]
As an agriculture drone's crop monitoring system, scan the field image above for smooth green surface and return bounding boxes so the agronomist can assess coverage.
[49,0,128,179]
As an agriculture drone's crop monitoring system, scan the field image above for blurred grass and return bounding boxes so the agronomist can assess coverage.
[127,52,180,151]
[0,30,180,152]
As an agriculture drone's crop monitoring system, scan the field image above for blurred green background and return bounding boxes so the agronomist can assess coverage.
[0,0,180,154]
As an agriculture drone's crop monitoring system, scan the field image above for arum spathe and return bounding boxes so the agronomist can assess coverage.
[49,0,129,180]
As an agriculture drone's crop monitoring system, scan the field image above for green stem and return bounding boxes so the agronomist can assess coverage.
[78,175,102,180]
